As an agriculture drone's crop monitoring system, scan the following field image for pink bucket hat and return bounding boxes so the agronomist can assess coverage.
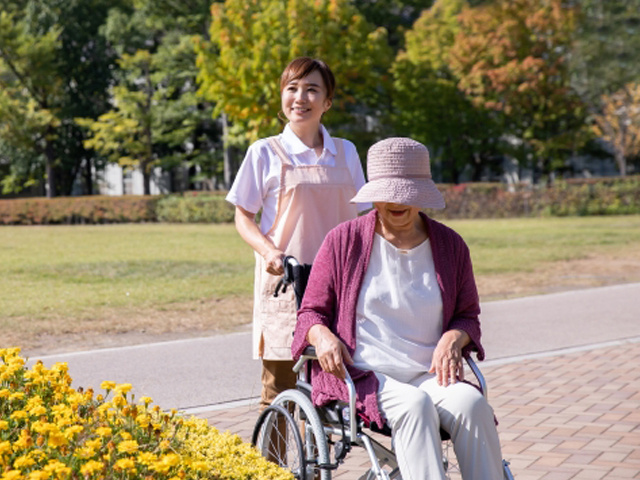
[351,137,445,209]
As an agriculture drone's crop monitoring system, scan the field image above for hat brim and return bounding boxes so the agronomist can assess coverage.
[351,177,445,210]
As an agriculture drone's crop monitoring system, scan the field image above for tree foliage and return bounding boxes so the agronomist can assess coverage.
[0,0,123,197]
[449,0,588,178]
[592,83,640,176]
[0,10,63,197]
[392,0,501,182]
[77,36,208,195]
[196,0,392,148]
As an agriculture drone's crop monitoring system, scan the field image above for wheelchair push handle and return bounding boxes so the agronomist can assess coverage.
[273,255,300,297]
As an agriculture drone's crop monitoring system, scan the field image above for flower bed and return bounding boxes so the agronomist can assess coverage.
[0,348,291,480]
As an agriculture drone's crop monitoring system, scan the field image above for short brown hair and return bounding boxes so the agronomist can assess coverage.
[280,57,336,100]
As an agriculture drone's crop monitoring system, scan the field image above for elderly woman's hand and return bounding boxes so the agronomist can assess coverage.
[307,324,353,380]
[429,329,470,387]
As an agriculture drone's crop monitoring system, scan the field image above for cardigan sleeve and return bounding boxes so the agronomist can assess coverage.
[291,229,339,361]
[449,240,485,361]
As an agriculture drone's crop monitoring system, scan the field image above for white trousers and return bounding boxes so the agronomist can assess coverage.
[376,371,503,480]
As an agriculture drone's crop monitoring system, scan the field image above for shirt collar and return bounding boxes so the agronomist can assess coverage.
[281,123,337,156]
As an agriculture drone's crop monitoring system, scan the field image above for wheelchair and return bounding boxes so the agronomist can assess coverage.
[252,256,515,480]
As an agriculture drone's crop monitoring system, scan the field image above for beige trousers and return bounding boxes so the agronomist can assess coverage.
[376,371,503,480]
[260,359,297,411]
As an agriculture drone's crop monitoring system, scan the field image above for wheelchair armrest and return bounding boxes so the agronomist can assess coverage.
[465,356,488,400]
[293,346,317,374]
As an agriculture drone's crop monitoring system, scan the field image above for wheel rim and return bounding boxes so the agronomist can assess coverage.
[253,404,306,478]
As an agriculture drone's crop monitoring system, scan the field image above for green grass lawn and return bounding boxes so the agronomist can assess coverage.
[0,223,254,319]
[1,215,640,321]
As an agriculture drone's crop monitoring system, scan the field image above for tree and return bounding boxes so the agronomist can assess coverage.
[77,36,206,195]
[449,0,588,180]
[95,0,221,191]
[0,10,63,197]
[196,0,392,150]
[0,0,126,197]
[570,0,640,104]
[592,83,640,176]
[392,0,501,182]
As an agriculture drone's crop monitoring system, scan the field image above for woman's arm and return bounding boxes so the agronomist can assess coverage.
[306,324,353,380]
[234,206,285,275]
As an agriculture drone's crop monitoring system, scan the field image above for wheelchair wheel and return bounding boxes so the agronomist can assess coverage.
[253,404,307,478]
[272,389,332,480]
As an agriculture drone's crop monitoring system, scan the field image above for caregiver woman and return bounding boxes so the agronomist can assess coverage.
[292,137,503,479]
[226,57,368,409]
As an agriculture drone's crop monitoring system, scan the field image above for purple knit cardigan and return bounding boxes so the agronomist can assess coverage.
[291,209,484,428]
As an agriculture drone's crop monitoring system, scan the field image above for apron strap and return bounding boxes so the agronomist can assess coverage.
[267,137,293,166]
[333,138,347,168]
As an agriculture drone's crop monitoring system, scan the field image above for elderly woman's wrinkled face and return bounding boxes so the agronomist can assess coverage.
[374,202,422,231]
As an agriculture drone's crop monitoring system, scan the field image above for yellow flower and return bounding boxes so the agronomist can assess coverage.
[13,430,33,450]
[95,427,112,438]
[0,441,11,455]
[43,460,70,477]
[99,381,115,391]
[0,421,8,430]
[63,425,83,440]
[0,389,11,399]
[152,453,180,474]
[79,460,104,477]
[47,432,67,448]
[0,470,23,479]
[28,405,47,417]
[14,455,36,469]
[135,414,150,429]
[10,411,28,423]
[139,396,153,406]
[9,392,25,401]
[27,471,49,480]
[112,395,126,408]
[136,452,157,466]
[74,446,96,459]
[114,383,132,395]
[113,458,136,472]
[85,439,102,450]
[116,440,139,454]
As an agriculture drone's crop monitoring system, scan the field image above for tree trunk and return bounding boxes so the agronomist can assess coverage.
[615,150,627,176]
[85,156,93,195]
[45,132,57,198]
[222,113,236,190]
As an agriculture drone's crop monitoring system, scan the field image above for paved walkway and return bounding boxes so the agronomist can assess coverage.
[24,283,640,479]
[199,338,640,479]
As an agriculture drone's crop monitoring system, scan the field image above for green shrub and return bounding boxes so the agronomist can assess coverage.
[0,196,159,225]
[156,193,235,223]
[0,347,292,480]
[1,176,637,225]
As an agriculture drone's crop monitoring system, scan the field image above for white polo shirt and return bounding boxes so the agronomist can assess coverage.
[226,123,369,234]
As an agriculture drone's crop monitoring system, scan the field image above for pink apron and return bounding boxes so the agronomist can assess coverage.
[253,136,358,360]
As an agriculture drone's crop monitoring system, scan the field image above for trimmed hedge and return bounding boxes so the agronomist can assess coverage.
[1,176,639,225]
[0,195,159,225]
[432,176,640,219]
[156,192,235,223]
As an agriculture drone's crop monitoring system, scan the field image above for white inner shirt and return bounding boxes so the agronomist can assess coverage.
[352,233,443,383]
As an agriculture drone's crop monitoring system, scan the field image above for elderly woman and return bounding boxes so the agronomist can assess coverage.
[291,138,503,479]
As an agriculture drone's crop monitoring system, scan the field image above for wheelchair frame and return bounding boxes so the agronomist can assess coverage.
[252,257,515,480]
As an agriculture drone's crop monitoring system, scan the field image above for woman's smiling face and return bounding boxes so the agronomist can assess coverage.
[281,70,332,126]
[374,202,422,232]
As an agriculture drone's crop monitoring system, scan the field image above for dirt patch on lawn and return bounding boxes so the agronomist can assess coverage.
[9,250,640,358]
